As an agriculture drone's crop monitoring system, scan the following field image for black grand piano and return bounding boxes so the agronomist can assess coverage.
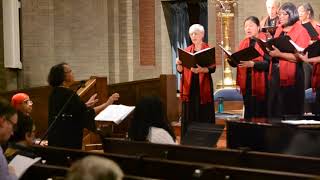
[227,117,320,157]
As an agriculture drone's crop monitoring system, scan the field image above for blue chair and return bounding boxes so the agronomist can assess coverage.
[305,88,316,103]
[214,88,243,101]
[305,88,316,113]
[214,88,243,119]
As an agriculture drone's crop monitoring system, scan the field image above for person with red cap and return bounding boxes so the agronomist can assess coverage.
[4,93,37,161]
[11,93,33,117]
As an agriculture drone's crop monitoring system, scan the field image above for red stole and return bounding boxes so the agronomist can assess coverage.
[310,20,320,40]
[180,43,215,104]
[236,33,266,100]
[312,64,320,90]
[310,21,320,90]
[273,22,310,86]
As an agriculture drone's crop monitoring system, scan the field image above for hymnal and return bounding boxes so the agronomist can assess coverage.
[218,44,261,67]
[303,40,320,58]
[254,35,298,54]
[9,155,41,178]
[256,36,320,58]
[95,104,135,124]
[178,47,215,69]
[261,26,277,36]
[284,39,320,58]
[302,22,319,40]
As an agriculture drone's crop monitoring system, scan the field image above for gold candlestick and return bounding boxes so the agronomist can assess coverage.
[216,0,237,89]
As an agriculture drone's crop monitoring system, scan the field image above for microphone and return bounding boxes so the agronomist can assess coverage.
[38,81,85,145]
[75,80,86,91]
[79,80,86,88]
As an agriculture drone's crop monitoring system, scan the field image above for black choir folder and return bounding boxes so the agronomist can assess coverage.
[178,47,215,69]
[95,104,135,124]
[255,36,320,58]
[218,44,261,67]
[305,40,320,58]
[254,35,297,54]
[302,22,319,40]
[261,26,277,35]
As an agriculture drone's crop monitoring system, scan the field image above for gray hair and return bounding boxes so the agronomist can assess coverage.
[66,156,124,180]
[189,24,205,34]
[298,3,314,19]
[266,0,280,7]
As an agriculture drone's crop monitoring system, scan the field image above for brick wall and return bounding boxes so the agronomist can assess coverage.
[1,0,320,90]
[0,1,4,91]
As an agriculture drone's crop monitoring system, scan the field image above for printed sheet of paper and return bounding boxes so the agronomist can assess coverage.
[9,155,41,178]
[95,104,135,124]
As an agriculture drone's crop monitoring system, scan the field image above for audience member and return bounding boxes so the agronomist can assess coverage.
[0,98,18,180]
[5,95,36,160]
[66,155,123,180]
[128,96,176,145]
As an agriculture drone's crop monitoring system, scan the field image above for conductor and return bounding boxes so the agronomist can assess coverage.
[47,62,119,149]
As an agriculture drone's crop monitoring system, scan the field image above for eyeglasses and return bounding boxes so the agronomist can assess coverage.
[23,99,33,106]
[64,69,72,74]
[4,117,17,131]
[278,12,289,17]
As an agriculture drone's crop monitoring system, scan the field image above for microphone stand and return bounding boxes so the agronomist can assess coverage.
[38,81,85,145]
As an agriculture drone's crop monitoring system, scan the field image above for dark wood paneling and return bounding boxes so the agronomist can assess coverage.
[1,75,179,144]
[0,86,51,137]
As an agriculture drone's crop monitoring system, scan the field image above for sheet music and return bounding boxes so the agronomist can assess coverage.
[9,155,41,178]
[281,120,320,125]
[95,104,135,124]
[218,44,232,56]
[289,40,304,52]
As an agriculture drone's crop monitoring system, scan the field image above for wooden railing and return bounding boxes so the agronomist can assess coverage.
[24,145,319,179]
[0,75,179,146]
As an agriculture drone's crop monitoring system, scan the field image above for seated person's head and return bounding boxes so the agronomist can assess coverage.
[48,62,74,87]
[66,155,123,180]
[0,98,17,145]
[10,115,35,146]
[128,96,175,141]
[11,93,33,116]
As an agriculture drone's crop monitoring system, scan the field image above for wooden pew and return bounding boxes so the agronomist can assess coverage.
[107,74,178,122]
[28,145,317,179]
[22,163,163,180]
[0,75,179,146]
[21,164,68,180]
[102,138,320,176]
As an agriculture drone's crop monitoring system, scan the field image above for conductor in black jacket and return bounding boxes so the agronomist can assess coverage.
[47,62,119,149]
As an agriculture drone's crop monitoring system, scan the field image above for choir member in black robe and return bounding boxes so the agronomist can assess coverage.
[268,2,310,118]
[236,16,269,119]
[176,24,216,137]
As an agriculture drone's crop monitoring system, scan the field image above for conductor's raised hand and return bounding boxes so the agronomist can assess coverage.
[94,93,120,114]
[108,93,120,104]
[86,93,99,107]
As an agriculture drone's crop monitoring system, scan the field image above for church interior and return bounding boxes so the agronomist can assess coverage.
[1,0,320,179]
